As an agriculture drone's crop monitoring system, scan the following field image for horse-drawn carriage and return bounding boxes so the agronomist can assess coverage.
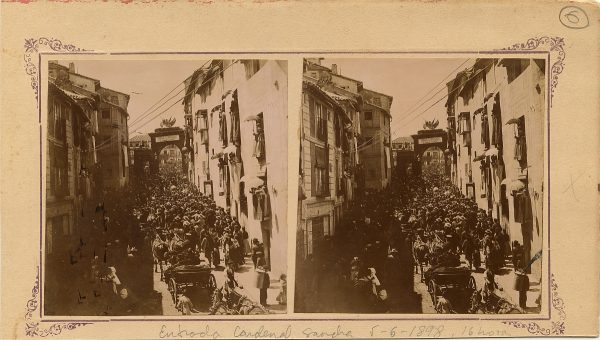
[164,264,217,304]
[424,266,476,313]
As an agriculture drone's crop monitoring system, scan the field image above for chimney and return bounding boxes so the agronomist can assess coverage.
[69,62,75,73]
[331,64,338,75]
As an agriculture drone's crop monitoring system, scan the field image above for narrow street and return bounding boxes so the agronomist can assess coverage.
[45,166,285,316]
[295,165,542,314]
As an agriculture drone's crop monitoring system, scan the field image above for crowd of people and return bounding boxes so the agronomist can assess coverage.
[295,164,524,314]
[65,164,281,316]
[133,165,276,311]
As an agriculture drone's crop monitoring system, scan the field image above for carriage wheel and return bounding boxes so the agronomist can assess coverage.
[207,275,217,292]
[168,278,177,304]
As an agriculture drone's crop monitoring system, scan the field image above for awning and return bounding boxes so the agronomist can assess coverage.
[506,118,520,125]
[485,147,498,157]
[210,152,223,159]
[223,145,237,154]
[240,175,264,188]
[473,154,486,162]
[244,115,259,122]
[509,179,526,192]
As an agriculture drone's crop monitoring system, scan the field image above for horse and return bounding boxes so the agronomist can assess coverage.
[152,242,169,281]
[412,241,429,282]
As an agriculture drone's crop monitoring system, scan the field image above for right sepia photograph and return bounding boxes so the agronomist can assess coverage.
[295,58,546,314]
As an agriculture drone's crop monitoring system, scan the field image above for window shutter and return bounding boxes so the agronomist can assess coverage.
[324,144,330,195]
[310,143,316,196]
[309,97,315,137]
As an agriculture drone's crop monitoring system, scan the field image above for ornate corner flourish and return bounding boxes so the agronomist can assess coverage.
[25,267,92,337]
[502,274,566,336]
[24,37,88,107]
[502,36,565,107]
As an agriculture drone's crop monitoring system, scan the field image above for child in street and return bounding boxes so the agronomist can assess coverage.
[276,274,287,305]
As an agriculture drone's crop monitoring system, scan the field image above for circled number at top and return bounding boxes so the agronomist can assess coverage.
[559,6,589,29]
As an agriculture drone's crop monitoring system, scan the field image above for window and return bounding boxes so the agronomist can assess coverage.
[102,109,110,120]
[491,94,503,148]
[252,113,266,160]
[311,143,329,197]
[239,182,248,216]
[506,59,530,84]
[309,97,328,142]
[310,215,330,254]
[244,60,262,79]
[364,111,373,121]
[111,95,118,105]
[48,100,67,142]
[457,112,471,133]
[49,143,68,197]
[513,116,527,167]
[458,112,471,147]
[334,114,342,147]
[251,185,270,220]
[513,189,531,223]
[481,109,490,149]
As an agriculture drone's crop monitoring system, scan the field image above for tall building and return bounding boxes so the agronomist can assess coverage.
[48,61,130,191]
[391,136,414,177]
[97,87,130,190]
[359,88,393,190]
[445,58,545,278]
[298,60,393,259]
[185,60,288,277]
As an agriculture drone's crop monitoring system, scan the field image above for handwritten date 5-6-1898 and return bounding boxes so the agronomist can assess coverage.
[370,325,445,338]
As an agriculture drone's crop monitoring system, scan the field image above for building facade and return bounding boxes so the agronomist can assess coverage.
[391,136,414,177]
[185,60,288,277]
[46,61,131,280]
[446,58,545,278]
[359,88,393,191]
[97,88,130,190]
[49,61,130,192]
[298,60,393,259]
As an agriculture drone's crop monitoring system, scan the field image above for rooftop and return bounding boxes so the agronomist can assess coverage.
[392,136,413,144]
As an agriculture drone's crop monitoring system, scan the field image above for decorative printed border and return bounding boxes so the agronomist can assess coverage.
[24,37,87,107]
[23,36,565,337]
[25,267,92,337]
[502,275,567,335]
[502,36,565,107]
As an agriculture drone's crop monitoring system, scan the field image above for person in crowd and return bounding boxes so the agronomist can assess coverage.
[255,257,270,307]
[513,259,530,310]
[251,238,264,269]
[177,288,198,315]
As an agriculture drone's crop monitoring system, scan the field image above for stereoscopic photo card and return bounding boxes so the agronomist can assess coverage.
[1,1,598,339]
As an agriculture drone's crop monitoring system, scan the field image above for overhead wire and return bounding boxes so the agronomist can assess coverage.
[396,62,490,128]
[129,59,213,127]
[390,59,472,131]
[130,60,239,134]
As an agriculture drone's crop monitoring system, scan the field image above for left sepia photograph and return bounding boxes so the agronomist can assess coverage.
[43,59,288,316]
